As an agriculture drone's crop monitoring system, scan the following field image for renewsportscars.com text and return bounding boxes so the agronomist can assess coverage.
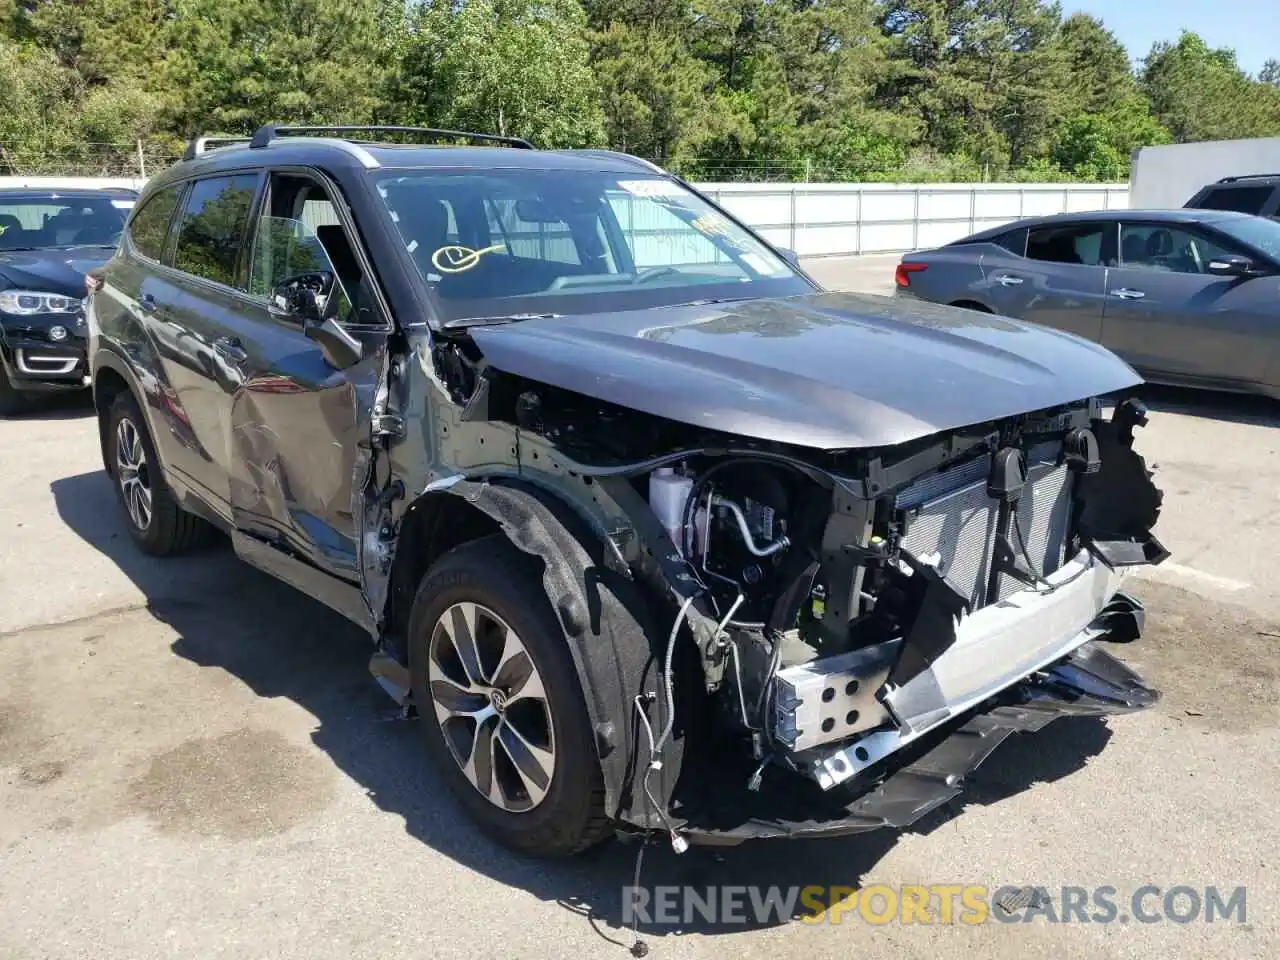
[622,884,1248,927]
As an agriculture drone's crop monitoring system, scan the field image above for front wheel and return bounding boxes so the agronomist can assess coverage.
[407,535,609,857]
[105,391,207,555]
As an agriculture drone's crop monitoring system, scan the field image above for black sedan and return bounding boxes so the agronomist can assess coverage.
[0,186,136,415]
[895,209,1280,399]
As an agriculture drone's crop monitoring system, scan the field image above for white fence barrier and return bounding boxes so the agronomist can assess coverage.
[0,176,1129,258]
[699,182,1129,257]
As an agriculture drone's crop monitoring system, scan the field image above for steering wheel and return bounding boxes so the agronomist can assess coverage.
[633,266,683,285]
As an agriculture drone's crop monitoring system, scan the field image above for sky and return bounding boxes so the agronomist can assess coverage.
[1068,0,1277,75]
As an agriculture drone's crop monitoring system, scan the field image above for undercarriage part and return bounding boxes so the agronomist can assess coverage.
[803,575,1140,790]
[677,641,1157,844]
[369,649,411,705]
[771,639,900,751]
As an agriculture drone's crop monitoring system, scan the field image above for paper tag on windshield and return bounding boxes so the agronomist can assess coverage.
[617,179,685,198]
[111,200,135,209]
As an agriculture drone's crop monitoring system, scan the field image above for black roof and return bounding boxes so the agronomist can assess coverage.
[961,207,1258,242]
[154,134,662,190]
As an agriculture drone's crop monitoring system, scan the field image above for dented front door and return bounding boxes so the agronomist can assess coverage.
[223,308,386,582]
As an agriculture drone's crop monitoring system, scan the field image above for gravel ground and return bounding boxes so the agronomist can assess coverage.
[1,257,1278,959]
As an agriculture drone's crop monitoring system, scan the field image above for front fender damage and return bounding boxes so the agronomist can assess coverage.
[418,478,689,829]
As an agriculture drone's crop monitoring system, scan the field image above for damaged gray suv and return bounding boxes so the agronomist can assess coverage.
[87,125,1168,857]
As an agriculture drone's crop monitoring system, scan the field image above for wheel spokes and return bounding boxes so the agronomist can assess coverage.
[496,718,553,806]
[427,601,557,813]
[459,714,501,804]
[444,602,487,687]
[492,631,544,704]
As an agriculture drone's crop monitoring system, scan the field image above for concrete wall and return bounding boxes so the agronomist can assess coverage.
[1130,137,1280,209]
[0,175,1130,257]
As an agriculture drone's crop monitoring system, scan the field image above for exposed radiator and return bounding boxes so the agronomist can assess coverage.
[896,443,1074,610]
[998,447,1074,600]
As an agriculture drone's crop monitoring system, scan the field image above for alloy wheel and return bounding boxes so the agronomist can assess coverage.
[427,601,556,812]
[115,416,152,532]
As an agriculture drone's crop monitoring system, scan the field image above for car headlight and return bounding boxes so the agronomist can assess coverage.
[49,325,69,341]
[0,290,80,315]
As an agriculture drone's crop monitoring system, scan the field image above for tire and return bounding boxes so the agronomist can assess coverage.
[0,362,34,417]
[105,390,207,555]
[407,535,609,857]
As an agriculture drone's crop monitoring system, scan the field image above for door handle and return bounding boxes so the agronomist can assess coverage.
[138,293,157,314]
[995,275,1024,286]
[1111,288,1145,300]
[213,336,248,364]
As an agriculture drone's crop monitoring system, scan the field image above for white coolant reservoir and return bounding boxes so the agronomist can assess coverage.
[649,466,694,556]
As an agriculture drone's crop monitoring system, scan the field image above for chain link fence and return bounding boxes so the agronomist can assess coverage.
[0,141,181,179]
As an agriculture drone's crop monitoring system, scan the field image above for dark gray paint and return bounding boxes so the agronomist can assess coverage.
[470,291,1142,449]
[902,211,1280,399]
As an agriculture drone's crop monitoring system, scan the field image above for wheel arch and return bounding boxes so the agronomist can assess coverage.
[949,298,994,313]
[92,350,150,477]
[386,476,672,826]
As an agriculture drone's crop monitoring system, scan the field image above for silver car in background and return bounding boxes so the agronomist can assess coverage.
[896,209,1280,399]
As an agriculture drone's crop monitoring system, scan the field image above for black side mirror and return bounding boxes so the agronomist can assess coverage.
[304,315,363,370]
[1206,255,1263,278]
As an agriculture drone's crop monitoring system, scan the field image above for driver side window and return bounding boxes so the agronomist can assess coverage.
[1118,224,1235,275]
[249,173,379,326]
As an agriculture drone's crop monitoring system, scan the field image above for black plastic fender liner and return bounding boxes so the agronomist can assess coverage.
[433,478,683,828]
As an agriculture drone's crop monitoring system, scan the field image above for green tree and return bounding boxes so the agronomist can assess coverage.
[1054,13,1134,115]
[1142,32,1280,142]
[161,0,394,135]
[390,0,605,148]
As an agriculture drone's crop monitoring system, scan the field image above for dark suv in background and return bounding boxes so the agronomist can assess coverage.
[1185,174,1280,220]
[87,125,1165,858]
[0,186,136,414]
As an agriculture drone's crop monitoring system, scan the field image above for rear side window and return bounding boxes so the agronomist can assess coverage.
[1192,185,1274,215]
[127,186,182,261]
[1027,223,1107,266]
[993,228,1027,256]
[173,174,260,287]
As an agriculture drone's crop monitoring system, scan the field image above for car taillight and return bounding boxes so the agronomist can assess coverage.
[895,262,927,288]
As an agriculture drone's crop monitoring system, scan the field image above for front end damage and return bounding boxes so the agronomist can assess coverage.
[364,323,1167,845]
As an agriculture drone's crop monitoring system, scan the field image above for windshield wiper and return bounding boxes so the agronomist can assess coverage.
[442,312,562,329]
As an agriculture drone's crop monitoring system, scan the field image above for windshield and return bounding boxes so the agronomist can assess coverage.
[0,193,132,252]
[1212,215,1280,263]
[371,168,810,324]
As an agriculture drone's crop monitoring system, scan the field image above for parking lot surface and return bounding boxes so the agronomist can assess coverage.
[2,256,1278,959]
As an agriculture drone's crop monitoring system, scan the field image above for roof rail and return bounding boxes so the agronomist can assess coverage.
[182,136,252,161]
[558,149,669,175]
[1216,173,1280,183]
[248,124,534,151]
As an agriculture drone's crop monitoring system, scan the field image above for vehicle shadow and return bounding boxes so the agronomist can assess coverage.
[10,390,95,421]
[50,467,1114,941]
[1132,383,1280,428]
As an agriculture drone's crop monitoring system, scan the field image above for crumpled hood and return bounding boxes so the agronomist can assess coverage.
[0,246,114,298]
[469,292,1142,449]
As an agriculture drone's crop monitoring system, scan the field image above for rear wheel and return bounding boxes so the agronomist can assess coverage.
[408,535,609,857]
[106,391,207,555]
